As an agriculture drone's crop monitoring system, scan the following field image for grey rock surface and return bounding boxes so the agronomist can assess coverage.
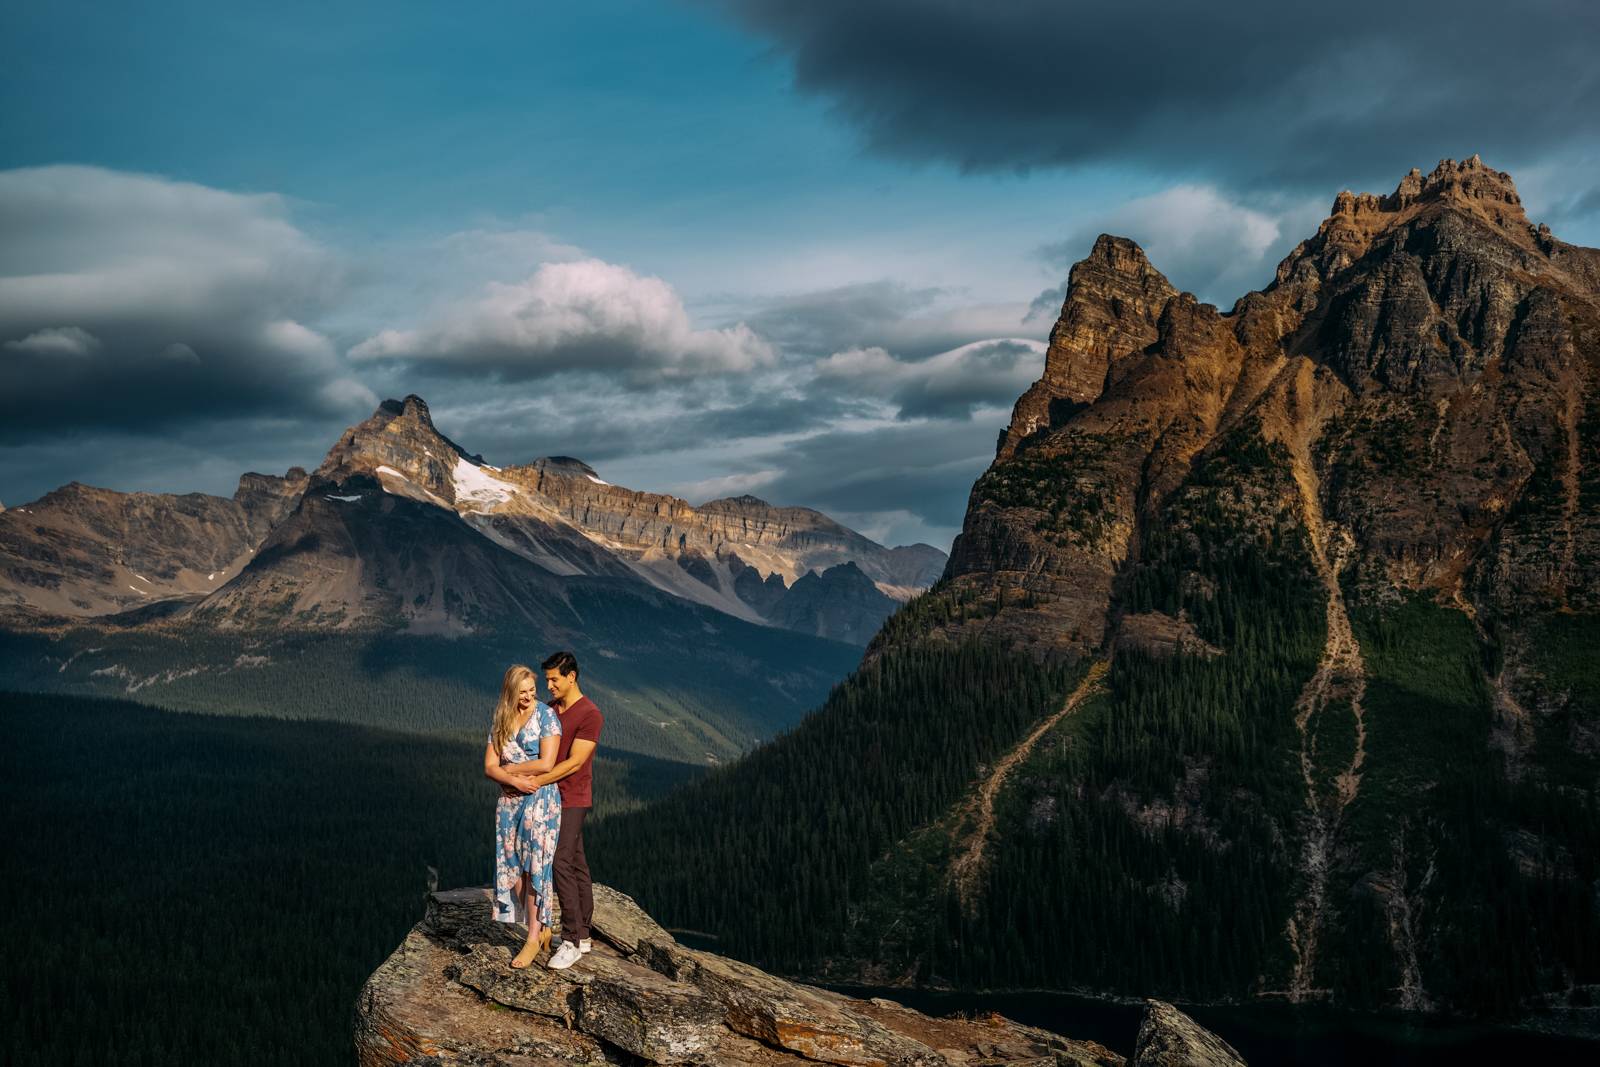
[356,885,1132,1067]
[1131,1001,1246,1067]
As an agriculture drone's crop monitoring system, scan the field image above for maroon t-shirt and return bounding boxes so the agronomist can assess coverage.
[555,695,603,807]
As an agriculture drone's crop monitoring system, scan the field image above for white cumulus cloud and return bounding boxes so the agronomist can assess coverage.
[350,257,776,384]
[1040,184,1321,306]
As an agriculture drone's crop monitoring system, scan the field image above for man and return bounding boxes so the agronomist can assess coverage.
[526,650,603,971]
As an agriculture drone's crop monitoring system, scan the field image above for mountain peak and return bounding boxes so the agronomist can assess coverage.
[377,394,435,426]
[316,394,483,501]
[1327,154,1523,222]
[1274,155,1534,288]
[1085,233,1159,276]
[998,232,1177,456]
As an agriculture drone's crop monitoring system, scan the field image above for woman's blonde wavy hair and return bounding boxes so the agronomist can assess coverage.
[490,664,537,757]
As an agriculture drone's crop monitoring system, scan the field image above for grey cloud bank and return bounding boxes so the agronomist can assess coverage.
[0,166,374,441]
[712,0,1600,191]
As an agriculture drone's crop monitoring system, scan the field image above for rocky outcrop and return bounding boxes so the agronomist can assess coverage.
[316,394,484,508]
[357,885,1140,1066]
[1000,236,1178,460]
[1130,1001,1245,1067]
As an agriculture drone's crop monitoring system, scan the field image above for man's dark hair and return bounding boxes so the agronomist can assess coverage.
[541,650,579,680]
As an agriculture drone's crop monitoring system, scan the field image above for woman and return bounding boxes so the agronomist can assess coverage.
[483,664,563,969]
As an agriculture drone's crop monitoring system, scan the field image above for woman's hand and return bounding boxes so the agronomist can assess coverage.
[503,770,543,796]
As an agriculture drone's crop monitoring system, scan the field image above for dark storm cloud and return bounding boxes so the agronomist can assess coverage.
[0,167,376,444]
[710,0,1600,190]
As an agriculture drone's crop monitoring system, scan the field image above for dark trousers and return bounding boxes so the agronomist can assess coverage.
[554,806,592,941]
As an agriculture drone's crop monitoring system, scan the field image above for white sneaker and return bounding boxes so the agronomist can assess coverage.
[546,941,583,970]
[579,938,592,954]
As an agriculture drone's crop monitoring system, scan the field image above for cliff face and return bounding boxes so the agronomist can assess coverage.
[355,885,1239,1067]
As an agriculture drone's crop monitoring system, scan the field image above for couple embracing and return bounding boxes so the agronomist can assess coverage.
[483,650,604,971]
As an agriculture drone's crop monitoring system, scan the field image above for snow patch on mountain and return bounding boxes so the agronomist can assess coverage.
[453,457,518,512]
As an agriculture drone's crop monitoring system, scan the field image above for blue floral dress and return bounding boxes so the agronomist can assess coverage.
[490,702,562,926]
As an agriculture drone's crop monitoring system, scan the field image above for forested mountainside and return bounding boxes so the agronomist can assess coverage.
[591,157,1600,1026]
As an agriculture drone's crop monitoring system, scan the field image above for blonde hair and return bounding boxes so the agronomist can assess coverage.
[490,664,537,756]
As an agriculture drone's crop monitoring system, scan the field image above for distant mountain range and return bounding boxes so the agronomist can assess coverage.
[0,393,944,642]
[0,396,944,762]
[592,157,1600,1028]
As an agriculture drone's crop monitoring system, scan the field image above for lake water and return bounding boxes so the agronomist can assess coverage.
[819,985,1596,1066]
[665,931,1595,1064]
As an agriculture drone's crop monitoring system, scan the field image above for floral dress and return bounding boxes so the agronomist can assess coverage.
[491,702,562,926]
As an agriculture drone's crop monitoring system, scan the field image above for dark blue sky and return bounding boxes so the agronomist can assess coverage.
[4,0,1597,547]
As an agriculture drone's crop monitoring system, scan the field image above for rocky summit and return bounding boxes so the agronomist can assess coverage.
[356,884,1240,1067]
[944,154,1598,658]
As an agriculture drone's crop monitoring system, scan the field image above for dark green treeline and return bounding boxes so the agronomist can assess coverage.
[0,693,700,1066]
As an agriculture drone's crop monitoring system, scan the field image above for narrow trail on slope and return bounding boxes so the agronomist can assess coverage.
[1282,426,1369,1004]
[950,660,1109,914]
